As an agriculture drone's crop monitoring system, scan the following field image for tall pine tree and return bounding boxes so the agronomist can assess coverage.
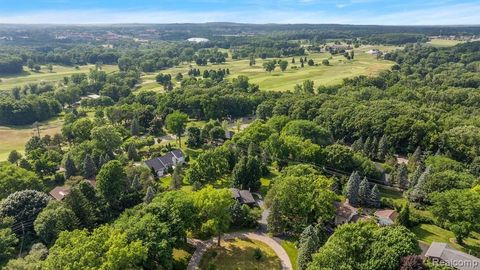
[143,186,155,204]
[396,163,409,189]
[409,167,430,203]
[298,225,321,270]
[346,171,361,206]
[377,135,388,161]
[351,137,364,152]
[127,144,139,161]
[363,137,372,157]
[369,184,381,208]
[358,177,370,206]
[64,154,76,179]
[130,118,140,136]
[170,165,183,190]
[83,154,97,179]
[409,163,425,188]
[371,136,378,159]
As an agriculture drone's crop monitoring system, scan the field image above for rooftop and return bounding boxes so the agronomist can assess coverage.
[425,242,480,270]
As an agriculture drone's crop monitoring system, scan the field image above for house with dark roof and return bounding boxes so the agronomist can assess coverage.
[334,201,359,225]
[231,188,256,206]
[144,149,185,177]
[425,242,480,270]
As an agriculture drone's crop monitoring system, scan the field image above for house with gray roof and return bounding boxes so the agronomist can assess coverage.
[425,242,480,270]
[231,188,256,206]
[145,149,185,177]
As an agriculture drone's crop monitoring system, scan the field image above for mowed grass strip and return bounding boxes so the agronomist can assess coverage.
[199,238,282,270]
[0,64,118,91]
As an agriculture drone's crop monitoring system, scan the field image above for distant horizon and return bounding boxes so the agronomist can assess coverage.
[0,22,479,27]
[0,0,479,25]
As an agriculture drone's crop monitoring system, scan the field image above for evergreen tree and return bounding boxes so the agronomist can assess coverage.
[246,156,261,190]
[358,177,370,206]
[83,154,96,179]
[351,137,364,152]
[64,154,76,179]
[131,174,142,191]
[377,135,388,161]
[396,163,409,189]
[143,186,155,204]
[232,156,248,189]
[346,171,361,206]
[170,165,183,190]
[127,144,139,161]
[298,225,321,270]
[412,146,422,165]
[409,163,425,188]
[363,136,372,157]
[130,118,140,136]
[371,136,378,159]
[397,203,411,228]
[292,57,296,64]
[369,184,381,208]
[232,155,261,190]
[409,167,430,203]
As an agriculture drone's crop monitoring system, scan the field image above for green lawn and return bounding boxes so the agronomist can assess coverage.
[199,238,282,270]
[139,45,396,92]
[412,224,480,256]
[0,116,64,160]
[0,64,118,91]
[172,243,196,270]
[281,239,299,270]
[427,39,464,47]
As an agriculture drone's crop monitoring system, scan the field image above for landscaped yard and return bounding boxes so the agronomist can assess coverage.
[199,238,282,270]
[412,224,480,256]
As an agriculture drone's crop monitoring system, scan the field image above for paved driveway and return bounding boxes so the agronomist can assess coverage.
[186,231,293,270]
[187,193,293,270]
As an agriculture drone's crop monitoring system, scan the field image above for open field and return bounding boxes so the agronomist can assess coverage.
[427,38,465,47]
[138,45,396,92]
[0,64,118,91]
[199,238,282,270]
[0,117,63,160]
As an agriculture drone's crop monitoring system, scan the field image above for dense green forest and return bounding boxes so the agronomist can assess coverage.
[0,24,479,270]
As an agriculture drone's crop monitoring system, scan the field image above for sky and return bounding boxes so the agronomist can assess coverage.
[0,0,479,25]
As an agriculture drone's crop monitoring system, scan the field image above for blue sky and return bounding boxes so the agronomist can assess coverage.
[0,0,479,25]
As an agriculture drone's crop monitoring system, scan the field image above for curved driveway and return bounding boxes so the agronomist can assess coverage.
[186,231,293,270]
[186,193,293,270]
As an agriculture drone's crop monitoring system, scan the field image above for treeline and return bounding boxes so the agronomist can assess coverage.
[0,55,23,74]
[0,69,139,125]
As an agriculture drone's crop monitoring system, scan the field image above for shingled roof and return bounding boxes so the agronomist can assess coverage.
[145,150,184,172]
[231,188,256,205]
[425,242,480,270]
